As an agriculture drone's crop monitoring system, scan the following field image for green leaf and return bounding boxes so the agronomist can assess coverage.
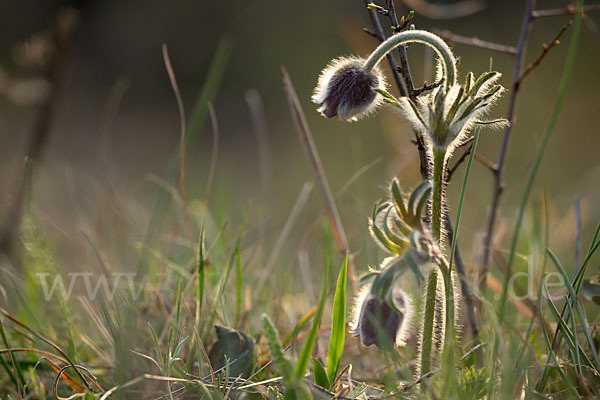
[471,71,498,95]
[312,357,330,389]
[408,181,431,223]
[295,261,330,380]
[382,206,409,247]
[391,179,408,221]
[327,254,347,383]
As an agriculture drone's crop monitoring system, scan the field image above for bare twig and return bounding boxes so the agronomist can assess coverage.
[0,8,79,257]
[410,78,443,97]
[446,146,474,183]
[532,4,600,18]
[362,1,430,178]
[518,21,572,83]
[460,342,487,361]
[446,144,496,182]
[162,44,192,237]
[362,0,408,96]
[385,1,416,96]
[481,0,536,287]
[435,29,517,55]
[281,68,357,292]
[445,216,480,340]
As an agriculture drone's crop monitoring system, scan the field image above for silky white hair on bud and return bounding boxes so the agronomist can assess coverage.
[312,57,387,121]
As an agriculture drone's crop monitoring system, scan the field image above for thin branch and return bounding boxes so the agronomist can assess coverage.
[446,216,479,341]
[362,0,408,96]
[435,29,517,55]
[446,146,473,183]
[518,21,572,84]
[481,0,536,287]
[281,67,358,292]
[532,3,600,18]
[474,153,497,173]
[446,144,496,183]
[410,78,443,97]
[386,1,416,96]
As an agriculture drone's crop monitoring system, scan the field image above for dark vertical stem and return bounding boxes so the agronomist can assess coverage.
[481,0,535,289]
[0,8,80,257]
[362,0,408,96]
[445,217,479,340]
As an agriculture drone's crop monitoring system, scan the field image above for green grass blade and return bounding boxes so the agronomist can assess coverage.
[497,0,584,323]
[0,319,23,394]
[546,249,600,369]
[295,261,330,380]
[449,129,480,271]
[312,357,331,389]
[197,228,205,321]
[538,275,580,396]
[235,247,243,328]
[538,222,600,389]
[327,254,347,383]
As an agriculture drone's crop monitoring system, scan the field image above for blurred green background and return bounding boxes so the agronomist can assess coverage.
[1,0,599,283]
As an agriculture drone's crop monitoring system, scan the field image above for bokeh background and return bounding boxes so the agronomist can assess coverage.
[1,0,599,300]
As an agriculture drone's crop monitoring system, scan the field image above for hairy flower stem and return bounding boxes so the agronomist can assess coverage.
[440,264,458,393]
[420,268,438,377]
[431,149,446,244]
[362,30,457,90]
[420,148,455,381]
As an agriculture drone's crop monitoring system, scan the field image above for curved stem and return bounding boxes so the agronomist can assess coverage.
[363,30,457,90]
[431,149,446,243]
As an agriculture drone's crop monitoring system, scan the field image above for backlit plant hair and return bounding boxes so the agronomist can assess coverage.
[314,28,507,385]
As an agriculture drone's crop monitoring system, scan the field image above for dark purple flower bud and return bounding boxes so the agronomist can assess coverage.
[350,286,412,348]
[312,57,386,121]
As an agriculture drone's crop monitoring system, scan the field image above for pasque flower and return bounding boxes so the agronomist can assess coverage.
[350,283,412,348]
[312,57,386,121]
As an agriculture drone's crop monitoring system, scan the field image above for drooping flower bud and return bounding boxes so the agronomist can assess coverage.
[312,57,386,121]
[350,285,412,348]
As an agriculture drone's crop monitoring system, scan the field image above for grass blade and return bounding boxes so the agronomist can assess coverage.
[295,261,330,380]
[538,275,579,396]
[235,247,243,328]
[327,254,347,383]
[312,357,330,389]
[449,129,480,271]
[498,0,584,324]
[546,249,600,369]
